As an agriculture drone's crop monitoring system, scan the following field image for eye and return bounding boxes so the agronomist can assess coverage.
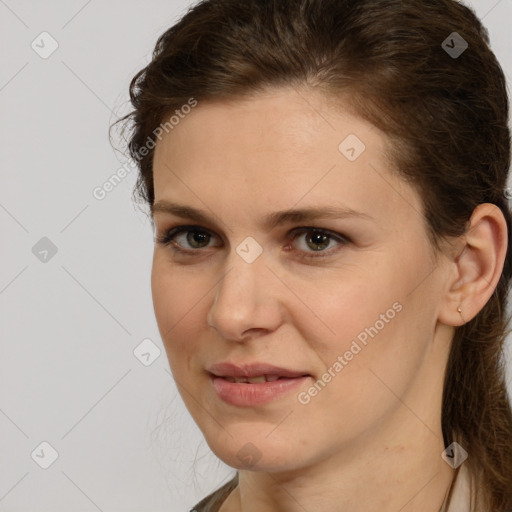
[155,225,220,251]
[287,228,348,258]
[155,225,348,259]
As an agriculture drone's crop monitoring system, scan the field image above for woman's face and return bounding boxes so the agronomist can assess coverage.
[151,87,452,472]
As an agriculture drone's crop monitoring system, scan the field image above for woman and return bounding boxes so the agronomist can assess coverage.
[116,0,512,510]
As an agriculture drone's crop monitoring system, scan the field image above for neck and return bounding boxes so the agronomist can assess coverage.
[222,429,455,512]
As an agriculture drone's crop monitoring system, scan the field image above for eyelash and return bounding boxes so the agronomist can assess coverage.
[155,225,349,260]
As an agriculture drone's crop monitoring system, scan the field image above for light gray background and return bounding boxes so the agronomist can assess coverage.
[0,1,511,511]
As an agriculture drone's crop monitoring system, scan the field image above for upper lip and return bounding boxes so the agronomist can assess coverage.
[207,362,309,379]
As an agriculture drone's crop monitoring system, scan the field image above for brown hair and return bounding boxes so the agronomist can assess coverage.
[115,0,512,509]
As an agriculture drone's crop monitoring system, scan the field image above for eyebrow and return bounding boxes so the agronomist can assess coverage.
[151,200,374,230]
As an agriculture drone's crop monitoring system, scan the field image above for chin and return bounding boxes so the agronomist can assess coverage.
[203,433,308,473]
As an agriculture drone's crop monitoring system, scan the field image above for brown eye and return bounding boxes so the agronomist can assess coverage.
[304,231,331,251]
[289,228,348,259]
[186,230,211,248]
[156,226,219,251]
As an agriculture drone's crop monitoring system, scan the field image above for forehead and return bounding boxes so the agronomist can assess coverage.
[154,87,366,168]
[152,87,422,231]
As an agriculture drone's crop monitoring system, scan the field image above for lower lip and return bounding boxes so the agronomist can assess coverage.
[211,375,310,407]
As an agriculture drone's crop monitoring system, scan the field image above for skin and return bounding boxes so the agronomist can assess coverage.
[150,86,507,512]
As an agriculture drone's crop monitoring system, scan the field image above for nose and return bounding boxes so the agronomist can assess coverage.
[206,250,284,342]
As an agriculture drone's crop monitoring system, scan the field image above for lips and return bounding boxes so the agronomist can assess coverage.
[207,362,311,407]
[207,362,309,379]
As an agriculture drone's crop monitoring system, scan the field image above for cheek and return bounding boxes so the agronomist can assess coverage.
[292,252,428,383]
[151,258,207,365]
[288,262,400,354]
[297,264,435,418]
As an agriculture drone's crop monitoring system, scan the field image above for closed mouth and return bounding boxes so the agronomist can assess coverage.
[221,375,293,383]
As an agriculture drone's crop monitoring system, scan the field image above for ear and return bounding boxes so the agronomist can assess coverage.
[438,203,508,326]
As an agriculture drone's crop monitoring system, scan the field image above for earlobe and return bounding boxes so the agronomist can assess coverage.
[438,203,508,327]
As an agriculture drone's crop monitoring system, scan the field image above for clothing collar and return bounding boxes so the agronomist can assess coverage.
[441,464,473,512]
